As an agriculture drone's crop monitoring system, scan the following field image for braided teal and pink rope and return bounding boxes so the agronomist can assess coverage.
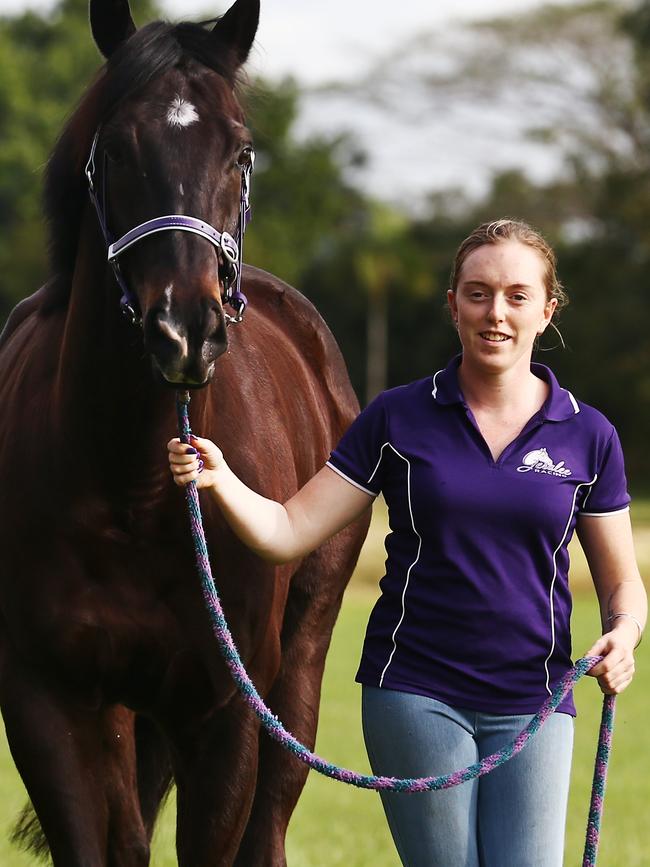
[176,391,615,867]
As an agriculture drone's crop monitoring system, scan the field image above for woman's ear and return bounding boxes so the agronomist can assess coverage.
[539,297,558,333]
[447,288,458,325]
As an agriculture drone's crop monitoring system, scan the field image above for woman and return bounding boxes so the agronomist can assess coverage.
[168,219,646,866]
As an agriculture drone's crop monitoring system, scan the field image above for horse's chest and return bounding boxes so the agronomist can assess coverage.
[5,532,191,699]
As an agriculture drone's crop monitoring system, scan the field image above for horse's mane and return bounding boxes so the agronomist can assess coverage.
[43,19,243,308]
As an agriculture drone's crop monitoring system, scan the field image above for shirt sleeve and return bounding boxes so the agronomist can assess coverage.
[326,393,388,497]
[579,427,631,516]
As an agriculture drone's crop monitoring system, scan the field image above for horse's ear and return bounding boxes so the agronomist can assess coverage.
[89,0,137,59]
[212,0,260,68]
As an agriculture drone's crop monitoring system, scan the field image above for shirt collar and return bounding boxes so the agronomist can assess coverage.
[431,355,580,421]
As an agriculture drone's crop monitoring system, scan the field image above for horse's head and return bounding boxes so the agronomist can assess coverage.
[87,0,259,387]
[522,448,553,468]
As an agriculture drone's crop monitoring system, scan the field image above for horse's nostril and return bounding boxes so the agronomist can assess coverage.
[156,316,189,359]
[205,305,220,336]
[145,310,188,355]
[144,310,189,364]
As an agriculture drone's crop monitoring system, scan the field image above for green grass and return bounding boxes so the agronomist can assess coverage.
[288,590,650,867]
[0,505,648,865]
[1,591,647,866]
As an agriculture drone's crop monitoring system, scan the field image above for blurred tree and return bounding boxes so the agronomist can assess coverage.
[338,0,650,485]
[243,77,369,290]
[0,0,160,318]
[303,201,445,403]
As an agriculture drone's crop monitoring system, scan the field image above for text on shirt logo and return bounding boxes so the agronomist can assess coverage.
[516,448,572,477]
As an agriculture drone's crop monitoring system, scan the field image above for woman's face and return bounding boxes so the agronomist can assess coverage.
[447,240,557,375]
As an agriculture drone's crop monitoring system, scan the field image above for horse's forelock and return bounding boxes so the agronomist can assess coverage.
[101,21,242,125]
[43,18,245,295]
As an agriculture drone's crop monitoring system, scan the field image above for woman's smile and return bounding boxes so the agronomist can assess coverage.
[479,330,512,343]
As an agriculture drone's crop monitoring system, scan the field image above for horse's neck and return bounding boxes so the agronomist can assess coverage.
[54,216,174,459]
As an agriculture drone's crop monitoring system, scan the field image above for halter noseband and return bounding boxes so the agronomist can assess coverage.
[85,129,254,326]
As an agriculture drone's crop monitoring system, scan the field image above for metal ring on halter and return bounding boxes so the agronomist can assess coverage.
[224,295,246,325]
[220,231,238,264]
[85,132,99,192]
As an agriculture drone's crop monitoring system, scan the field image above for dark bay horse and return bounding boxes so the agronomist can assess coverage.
[0,1,369,864]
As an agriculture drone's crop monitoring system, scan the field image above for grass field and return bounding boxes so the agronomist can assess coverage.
[0,503,648,866]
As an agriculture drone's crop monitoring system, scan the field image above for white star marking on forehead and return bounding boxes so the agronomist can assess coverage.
[166,96,199,128]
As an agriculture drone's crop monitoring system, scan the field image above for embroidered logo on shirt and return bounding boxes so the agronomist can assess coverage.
[516,448,572,477]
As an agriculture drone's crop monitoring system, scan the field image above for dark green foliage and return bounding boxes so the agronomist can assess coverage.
[0,0,160,317]
[244,78,368,288]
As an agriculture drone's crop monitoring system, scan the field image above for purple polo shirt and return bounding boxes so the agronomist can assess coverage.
[326,356,630,715]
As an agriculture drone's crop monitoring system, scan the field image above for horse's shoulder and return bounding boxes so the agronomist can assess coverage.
[242,265,360,421]
[243,265,343,355]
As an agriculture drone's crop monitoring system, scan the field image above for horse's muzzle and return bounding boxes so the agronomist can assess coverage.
[144,305,227,388]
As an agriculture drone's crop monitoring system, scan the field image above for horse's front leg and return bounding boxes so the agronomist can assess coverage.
[0,658,149,867]
[235,525,368,867]
[165,692,261,867]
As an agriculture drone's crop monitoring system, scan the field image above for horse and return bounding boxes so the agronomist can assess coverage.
[0,1,369,864]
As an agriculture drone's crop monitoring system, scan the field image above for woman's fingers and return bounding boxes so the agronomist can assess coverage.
[584,631,637,694]
[599,658,635,693]
[598,671,634,695]
[173,471,199,486]
[168,437,217,488]
[168,438,198,456]
[168,438,201,468]
[588,653,635,694]
[170,452,198,466]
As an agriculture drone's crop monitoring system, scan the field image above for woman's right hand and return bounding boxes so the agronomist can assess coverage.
[167,439,374,563]
[167,435,225,489]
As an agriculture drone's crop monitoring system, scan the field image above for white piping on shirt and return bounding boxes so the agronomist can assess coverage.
[543,473,598,695]
[564,389,580,414]
[325,461,378,497]
[374,443,422,687]
[368,442,391,488]
[579,506,630,517]
[431,369,444,400]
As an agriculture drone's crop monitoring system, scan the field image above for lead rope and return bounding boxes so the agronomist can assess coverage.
[176,390,615,867]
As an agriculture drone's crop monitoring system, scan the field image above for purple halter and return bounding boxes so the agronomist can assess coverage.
[85,129,253,326]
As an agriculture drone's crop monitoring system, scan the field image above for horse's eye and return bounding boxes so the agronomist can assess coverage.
[237,146,253,169]
[105,142,128,166]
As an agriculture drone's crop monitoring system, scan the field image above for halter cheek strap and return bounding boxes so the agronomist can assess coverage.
[85,130,254,326]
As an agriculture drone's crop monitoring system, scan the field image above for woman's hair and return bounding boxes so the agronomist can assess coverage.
[449,219,568,315]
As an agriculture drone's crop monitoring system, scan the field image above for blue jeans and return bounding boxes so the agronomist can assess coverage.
[362,686,574,867]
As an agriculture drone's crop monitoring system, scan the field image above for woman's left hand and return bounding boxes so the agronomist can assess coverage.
[584,621,638,695]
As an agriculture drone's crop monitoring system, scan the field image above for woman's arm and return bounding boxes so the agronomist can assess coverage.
[168,435,374,564]
[577,511,647,694]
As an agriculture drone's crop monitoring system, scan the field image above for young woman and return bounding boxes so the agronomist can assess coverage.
[168,219,646,867]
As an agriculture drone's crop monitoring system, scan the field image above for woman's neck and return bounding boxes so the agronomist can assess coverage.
[457,355,546,416]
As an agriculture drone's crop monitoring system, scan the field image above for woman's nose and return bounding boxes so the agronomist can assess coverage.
[487,295,506,323]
